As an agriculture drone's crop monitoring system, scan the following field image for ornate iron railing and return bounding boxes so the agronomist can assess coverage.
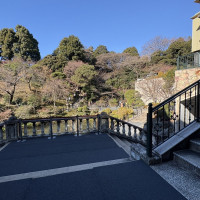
[146,80,200,157]
[177,52,200,70]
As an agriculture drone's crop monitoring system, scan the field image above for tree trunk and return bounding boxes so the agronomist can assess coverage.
[7,85,16,104]
[53,95,56,114]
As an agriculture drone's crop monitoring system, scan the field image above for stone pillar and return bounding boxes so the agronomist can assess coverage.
[5,114,18,140]
[100,112,109,133]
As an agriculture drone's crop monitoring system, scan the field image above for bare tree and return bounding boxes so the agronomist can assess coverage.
[0,58,28,104]
[63,61,84,81]
[120,55,148,79]
[141,36,174,57]
[135,78,171,104]
[42,78,68,114]
[26,65,51,93]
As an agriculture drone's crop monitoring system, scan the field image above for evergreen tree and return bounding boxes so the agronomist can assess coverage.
[56,35,85,61]
[13,25,41,61]
[93,45,109,57]
[151,38,191,65]
[0,28,16,60]
[123,46,139,56]
[39,54,67,72]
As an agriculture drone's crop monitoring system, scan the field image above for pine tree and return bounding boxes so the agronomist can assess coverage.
[13,25,41,61]
[57,35,85,61]
[0,28,16,60]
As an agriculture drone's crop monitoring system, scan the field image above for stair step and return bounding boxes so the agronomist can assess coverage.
[174,149,200,176]
[190,138,200,153]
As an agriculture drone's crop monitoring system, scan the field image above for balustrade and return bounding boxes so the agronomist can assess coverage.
[0,123,5,144]
[108,116,146,146]
[0,114,147,152]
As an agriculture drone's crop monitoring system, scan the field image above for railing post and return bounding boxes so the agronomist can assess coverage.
[147,103,153,157]
[0,124,4,144]
[80,119,82,133]
[65,120,68,133]
[76,115,79,136]
[72,119,75,134]
[18,119,23,141]
[111,118,114,132]
[41,121,45,136]
[128,125,131,137]
[5,114,18,141]
[32,122,36,136]
[197,81,200,122]
[93,118,96,130]
[24,122,28,137]
[49,118,53,139]
[97,114,100,134]
[86,118,90,132]
[57,121,61,134]
[122,123,125,135]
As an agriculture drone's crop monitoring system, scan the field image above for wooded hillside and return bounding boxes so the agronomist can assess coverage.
[0,26,192,120]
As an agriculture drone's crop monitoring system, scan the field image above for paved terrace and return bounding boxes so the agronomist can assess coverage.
[0,133,186,200]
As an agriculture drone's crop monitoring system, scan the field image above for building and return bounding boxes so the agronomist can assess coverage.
[192,1,200,66]
[177,0,200,69]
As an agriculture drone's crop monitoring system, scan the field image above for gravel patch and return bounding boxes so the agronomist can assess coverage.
[151,161,200,200]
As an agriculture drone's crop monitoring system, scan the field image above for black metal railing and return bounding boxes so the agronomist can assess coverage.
[0,114,145,146]
[146,79,200,157]
[177,52,200,70]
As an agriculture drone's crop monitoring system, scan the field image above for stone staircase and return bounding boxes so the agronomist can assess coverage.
[174,137,200,176]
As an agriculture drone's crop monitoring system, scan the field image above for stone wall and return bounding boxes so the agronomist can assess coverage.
[175,68,200,92]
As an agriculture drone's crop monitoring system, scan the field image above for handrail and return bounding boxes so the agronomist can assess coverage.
[177,52,200,70]
[147,79,200,157]
[153,80,199,111]
[109,116,143,131]
[0,114,147,148]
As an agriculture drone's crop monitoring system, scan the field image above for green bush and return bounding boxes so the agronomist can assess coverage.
[27,94,41,109]
[77,105,90,115]
[15,105,34,118]
[111,107,133,120]
[102,108,112,115]
[108,98,118,107]
[51,72,66,79]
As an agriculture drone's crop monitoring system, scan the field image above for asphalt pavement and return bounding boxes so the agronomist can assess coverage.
[0,133,186,200]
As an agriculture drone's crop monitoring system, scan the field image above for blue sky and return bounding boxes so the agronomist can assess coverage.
[0,0,199,58]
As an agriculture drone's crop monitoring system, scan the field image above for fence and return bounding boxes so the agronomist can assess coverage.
[0,114,145,146]
[177,52,200,70]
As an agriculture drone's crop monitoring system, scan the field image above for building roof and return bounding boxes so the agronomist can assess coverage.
[191,11,200,19]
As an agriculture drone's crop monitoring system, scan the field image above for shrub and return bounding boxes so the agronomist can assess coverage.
[27,94,41,109]
[15,105,34,118]
[108,98,118,107]
[102,108,112,115]
[111,107,133,120]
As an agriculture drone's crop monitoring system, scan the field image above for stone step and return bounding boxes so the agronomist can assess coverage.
[190,138,200,153]
[174,149,200,176]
